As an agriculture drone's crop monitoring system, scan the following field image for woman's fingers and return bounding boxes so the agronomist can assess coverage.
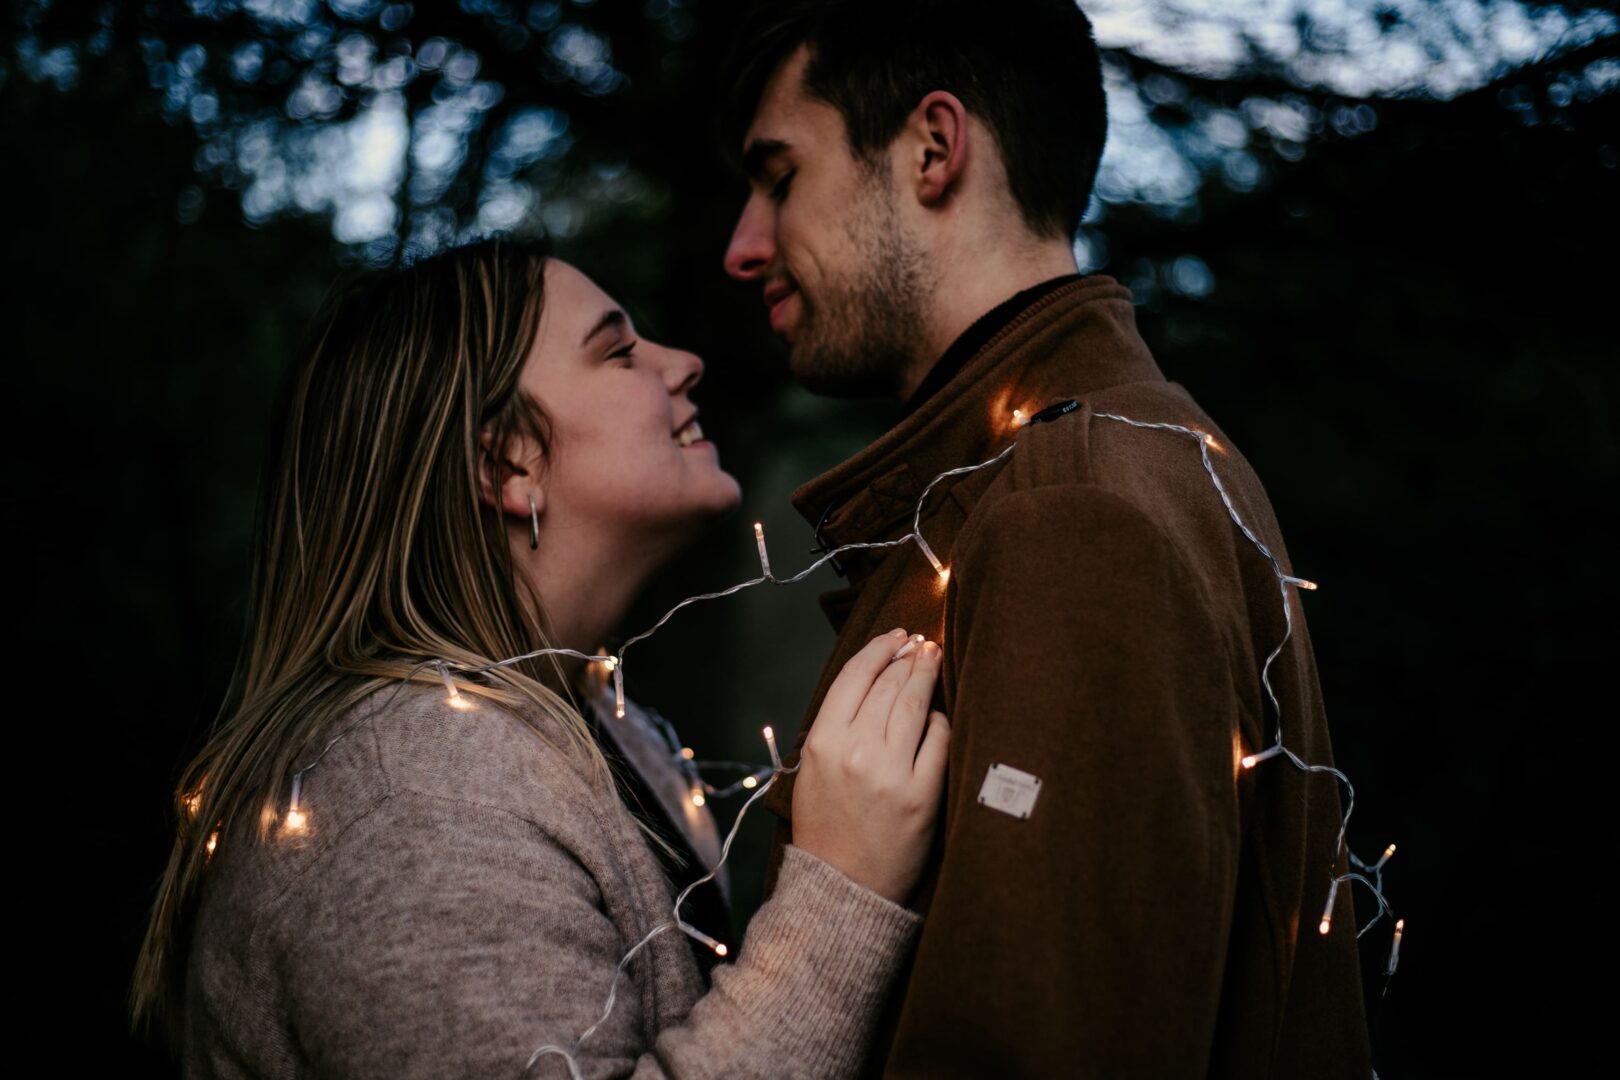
[815,630,913,732]
[850,637,925,733]
[792,632,952,906]
[885,640,941,759]
[913,710,951,797]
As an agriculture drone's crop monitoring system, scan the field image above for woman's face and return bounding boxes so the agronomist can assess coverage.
[514,260,741,544]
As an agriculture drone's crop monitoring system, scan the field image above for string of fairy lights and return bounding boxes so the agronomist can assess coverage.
[184,398,1400,1077]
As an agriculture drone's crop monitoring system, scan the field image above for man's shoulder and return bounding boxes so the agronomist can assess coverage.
[953,380,1277,582]
[955,480,1178,580]
[966,380,1217,511]
[951,379,1294,642]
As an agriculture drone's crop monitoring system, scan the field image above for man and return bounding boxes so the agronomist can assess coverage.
[720,2,1374,1076]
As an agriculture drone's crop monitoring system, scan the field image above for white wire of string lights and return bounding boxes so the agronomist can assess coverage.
[195,399,1399,1076]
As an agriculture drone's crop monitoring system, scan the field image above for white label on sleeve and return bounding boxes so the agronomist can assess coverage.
[977,763,1041,819]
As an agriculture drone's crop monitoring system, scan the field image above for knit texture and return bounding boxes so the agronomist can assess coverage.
[183,679,922,1078]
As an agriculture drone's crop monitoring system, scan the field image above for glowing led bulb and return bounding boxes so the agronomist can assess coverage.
[1318,877,1341,935]
[1282,575,1319,591]
[614,664,626,719]
[690,789,706,808]
[1386,918,1405,975]
[741,775,758,790]
[438,662,474,710]
[681,924,729,957]
[937,566,951,585]
[916,541,945,577]
[184,791,201,818]
[1241,744,1286,770]
[285,773,307,832]
[913,522,950,582]
[680,747,695,761]
[1011,408,1028,428]
[206,831,219,857]
[753,522,773,578]
[1376,843,1397,869]
[763,726,783,771]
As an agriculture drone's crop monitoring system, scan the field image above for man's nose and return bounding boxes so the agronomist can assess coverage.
[723,199,773,282]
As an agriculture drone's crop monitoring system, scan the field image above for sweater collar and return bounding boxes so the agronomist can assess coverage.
[791,274,1164,578]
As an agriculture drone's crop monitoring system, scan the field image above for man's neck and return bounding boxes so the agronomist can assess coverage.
[898,240,1080,403]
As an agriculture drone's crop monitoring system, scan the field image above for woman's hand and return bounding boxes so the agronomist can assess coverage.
[790,628,951,906]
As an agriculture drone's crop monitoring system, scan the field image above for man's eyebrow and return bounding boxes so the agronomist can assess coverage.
[580,309,628,348]
[741,138,790,183]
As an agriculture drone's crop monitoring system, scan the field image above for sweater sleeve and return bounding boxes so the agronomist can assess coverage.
[268,789,921,1080]
[882,485,1243,1077]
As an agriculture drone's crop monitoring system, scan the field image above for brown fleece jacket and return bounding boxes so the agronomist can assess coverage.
[763,274,1374,1078]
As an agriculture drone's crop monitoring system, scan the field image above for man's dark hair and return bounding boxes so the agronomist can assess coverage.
[720,0,1108,241]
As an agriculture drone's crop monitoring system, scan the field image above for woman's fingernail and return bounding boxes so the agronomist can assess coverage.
[892,640,919,661]
[890,627,907,638]
[923,641,941,656]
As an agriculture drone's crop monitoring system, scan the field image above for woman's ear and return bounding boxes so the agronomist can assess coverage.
[477,430,544,519]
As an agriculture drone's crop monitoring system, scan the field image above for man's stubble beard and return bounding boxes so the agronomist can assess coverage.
[788,182,933,400]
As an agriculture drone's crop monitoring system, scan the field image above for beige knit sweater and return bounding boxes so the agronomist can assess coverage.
[182,678,923,1078]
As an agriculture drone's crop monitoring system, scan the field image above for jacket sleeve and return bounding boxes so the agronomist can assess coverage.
[269,790,921,1080]
[883,485,1242,1077]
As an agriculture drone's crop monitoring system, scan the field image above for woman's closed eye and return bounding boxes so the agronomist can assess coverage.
[770,170,795,202]
[609,340,638,366]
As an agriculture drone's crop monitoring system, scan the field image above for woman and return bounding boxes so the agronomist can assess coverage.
[129,238,950,1078]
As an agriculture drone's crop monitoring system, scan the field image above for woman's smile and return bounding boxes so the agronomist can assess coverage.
[518,260,741,544]
[674,417,709,448]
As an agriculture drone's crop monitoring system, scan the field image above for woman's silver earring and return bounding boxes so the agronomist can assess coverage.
[528,494,539,550]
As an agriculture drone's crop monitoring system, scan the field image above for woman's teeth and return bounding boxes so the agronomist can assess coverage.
[676,421,704,447]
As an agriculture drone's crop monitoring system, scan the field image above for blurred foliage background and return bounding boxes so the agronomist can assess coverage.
[5,0,1615,1074]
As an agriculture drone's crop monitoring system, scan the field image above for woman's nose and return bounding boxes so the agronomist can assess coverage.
[661,343,704,396]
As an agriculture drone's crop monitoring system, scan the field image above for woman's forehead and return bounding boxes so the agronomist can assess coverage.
[536,260,624,353]
[545,260,607,320]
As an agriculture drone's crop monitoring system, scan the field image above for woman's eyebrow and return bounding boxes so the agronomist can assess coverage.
[580,309,628,348]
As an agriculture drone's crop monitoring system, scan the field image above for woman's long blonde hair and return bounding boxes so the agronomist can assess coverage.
[128,237,615,1050]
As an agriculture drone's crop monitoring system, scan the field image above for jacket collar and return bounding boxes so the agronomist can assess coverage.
[899,272,1087,419]
[791,274,1165,582]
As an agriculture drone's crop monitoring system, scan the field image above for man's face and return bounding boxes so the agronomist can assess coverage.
[724,45,930,398]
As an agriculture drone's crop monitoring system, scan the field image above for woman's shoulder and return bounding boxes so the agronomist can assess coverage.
[185,681,674,1073]
[194,679,635,950]
[309,678,604,826]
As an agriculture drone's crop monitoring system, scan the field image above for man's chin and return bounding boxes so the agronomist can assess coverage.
[788,346,895,400]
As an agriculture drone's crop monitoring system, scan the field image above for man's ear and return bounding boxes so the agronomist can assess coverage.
[477,430,544,519]
[906,90,970,208]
